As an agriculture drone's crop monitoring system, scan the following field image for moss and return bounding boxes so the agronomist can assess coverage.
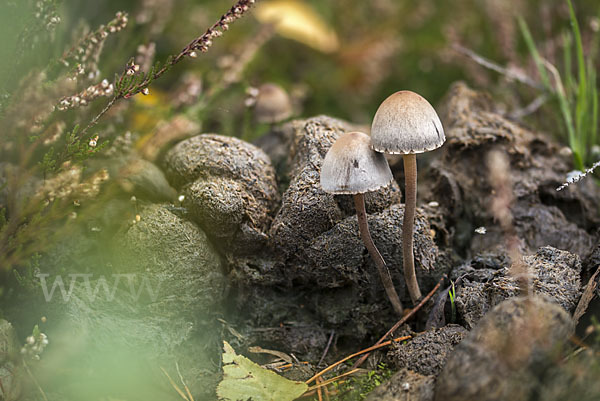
[328,363,394,401]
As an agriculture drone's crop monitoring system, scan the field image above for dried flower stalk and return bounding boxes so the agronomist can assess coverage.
[59,11,129,80]
[556,160,600,191]
[57,79,114,110]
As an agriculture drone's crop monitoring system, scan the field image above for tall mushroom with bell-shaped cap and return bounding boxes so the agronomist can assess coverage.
[320,131,404,316]
[371,91,445,305]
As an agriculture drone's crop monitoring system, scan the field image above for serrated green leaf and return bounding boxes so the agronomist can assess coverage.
[217,341,307,401]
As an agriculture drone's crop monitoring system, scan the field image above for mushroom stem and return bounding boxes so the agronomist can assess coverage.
[353,193,404,316]
[402,153,421,304]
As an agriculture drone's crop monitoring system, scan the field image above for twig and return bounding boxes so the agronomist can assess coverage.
[317,376,324,401]
[556,159,600,191]
[452,43,545,90]
[220,24,274,88]
[323,377,331,401]
[175,362,194,401]
[23,360,49,401]
[307,369,361,392]
[573,265,600,326]
[350,277,444,370]
[79,96,117,137]
[161,367,191,401]
[318,330,335,367]
[508,93,550,119]
[305,335,412,385]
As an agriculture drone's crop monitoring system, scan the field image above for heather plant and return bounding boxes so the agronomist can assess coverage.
[0,0,257,272]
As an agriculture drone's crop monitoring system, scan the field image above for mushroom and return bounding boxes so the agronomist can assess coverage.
[370,91,445,305]
[320,131,404,316]
[253,83,293,124]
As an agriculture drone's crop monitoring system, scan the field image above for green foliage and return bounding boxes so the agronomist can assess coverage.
[38,125,109,178]
[448,281,457,324]
[519,0,599,170]
[114,57,172,99]
[329,363,393,401]
[64,126,109,163]
[13,253,42,291]
[40,147,57,176]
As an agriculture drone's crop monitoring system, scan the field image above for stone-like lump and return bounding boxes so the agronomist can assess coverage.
[163,134,279,253]
[435,296,573,401]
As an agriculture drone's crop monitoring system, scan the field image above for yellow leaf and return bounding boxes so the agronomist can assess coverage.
[255,0,339,53]
[131,89,170,132]
[217,341,308,401]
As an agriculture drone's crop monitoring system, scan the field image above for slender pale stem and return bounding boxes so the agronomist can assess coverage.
[353,193,403,316]
[403,153,421,304]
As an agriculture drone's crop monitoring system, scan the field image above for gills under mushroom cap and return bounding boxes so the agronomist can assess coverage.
[371,90,445,154]
[320,131,393,195]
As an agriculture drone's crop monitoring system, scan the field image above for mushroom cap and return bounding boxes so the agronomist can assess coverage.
[320,131,393,195]
[371,90,445,154]
[254,83,293,124]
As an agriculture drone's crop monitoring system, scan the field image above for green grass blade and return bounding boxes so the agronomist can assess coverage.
[568,0,588,157]
[563,31,574,101]
[518,17,552,91]
[557,81,580,167]
[590,68,598,153]
[567,0,586,89]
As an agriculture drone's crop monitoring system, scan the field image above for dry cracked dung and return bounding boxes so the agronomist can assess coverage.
[299,204,440,294]
[235,204,444,356]
[112,155,177,202]
[113,203,226,313]
[38,203,227,399]
[388,325,468,377]
[430,82,598,257]
[163,134,279,254]
[435,296,573,401]
[269,115,402,257]
[452,246,581,329]
[536,348,600,401]
[232,116,447,353]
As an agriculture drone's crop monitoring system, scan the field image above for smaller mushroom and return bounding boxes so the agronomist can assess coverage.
[253,83,293,124]
[320,131,403,316]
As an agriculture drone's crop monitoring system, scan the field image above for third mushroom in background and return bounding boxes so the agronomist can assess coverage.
[370,91,446,305]
[320,131,404,316]
[253,83,293,124]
